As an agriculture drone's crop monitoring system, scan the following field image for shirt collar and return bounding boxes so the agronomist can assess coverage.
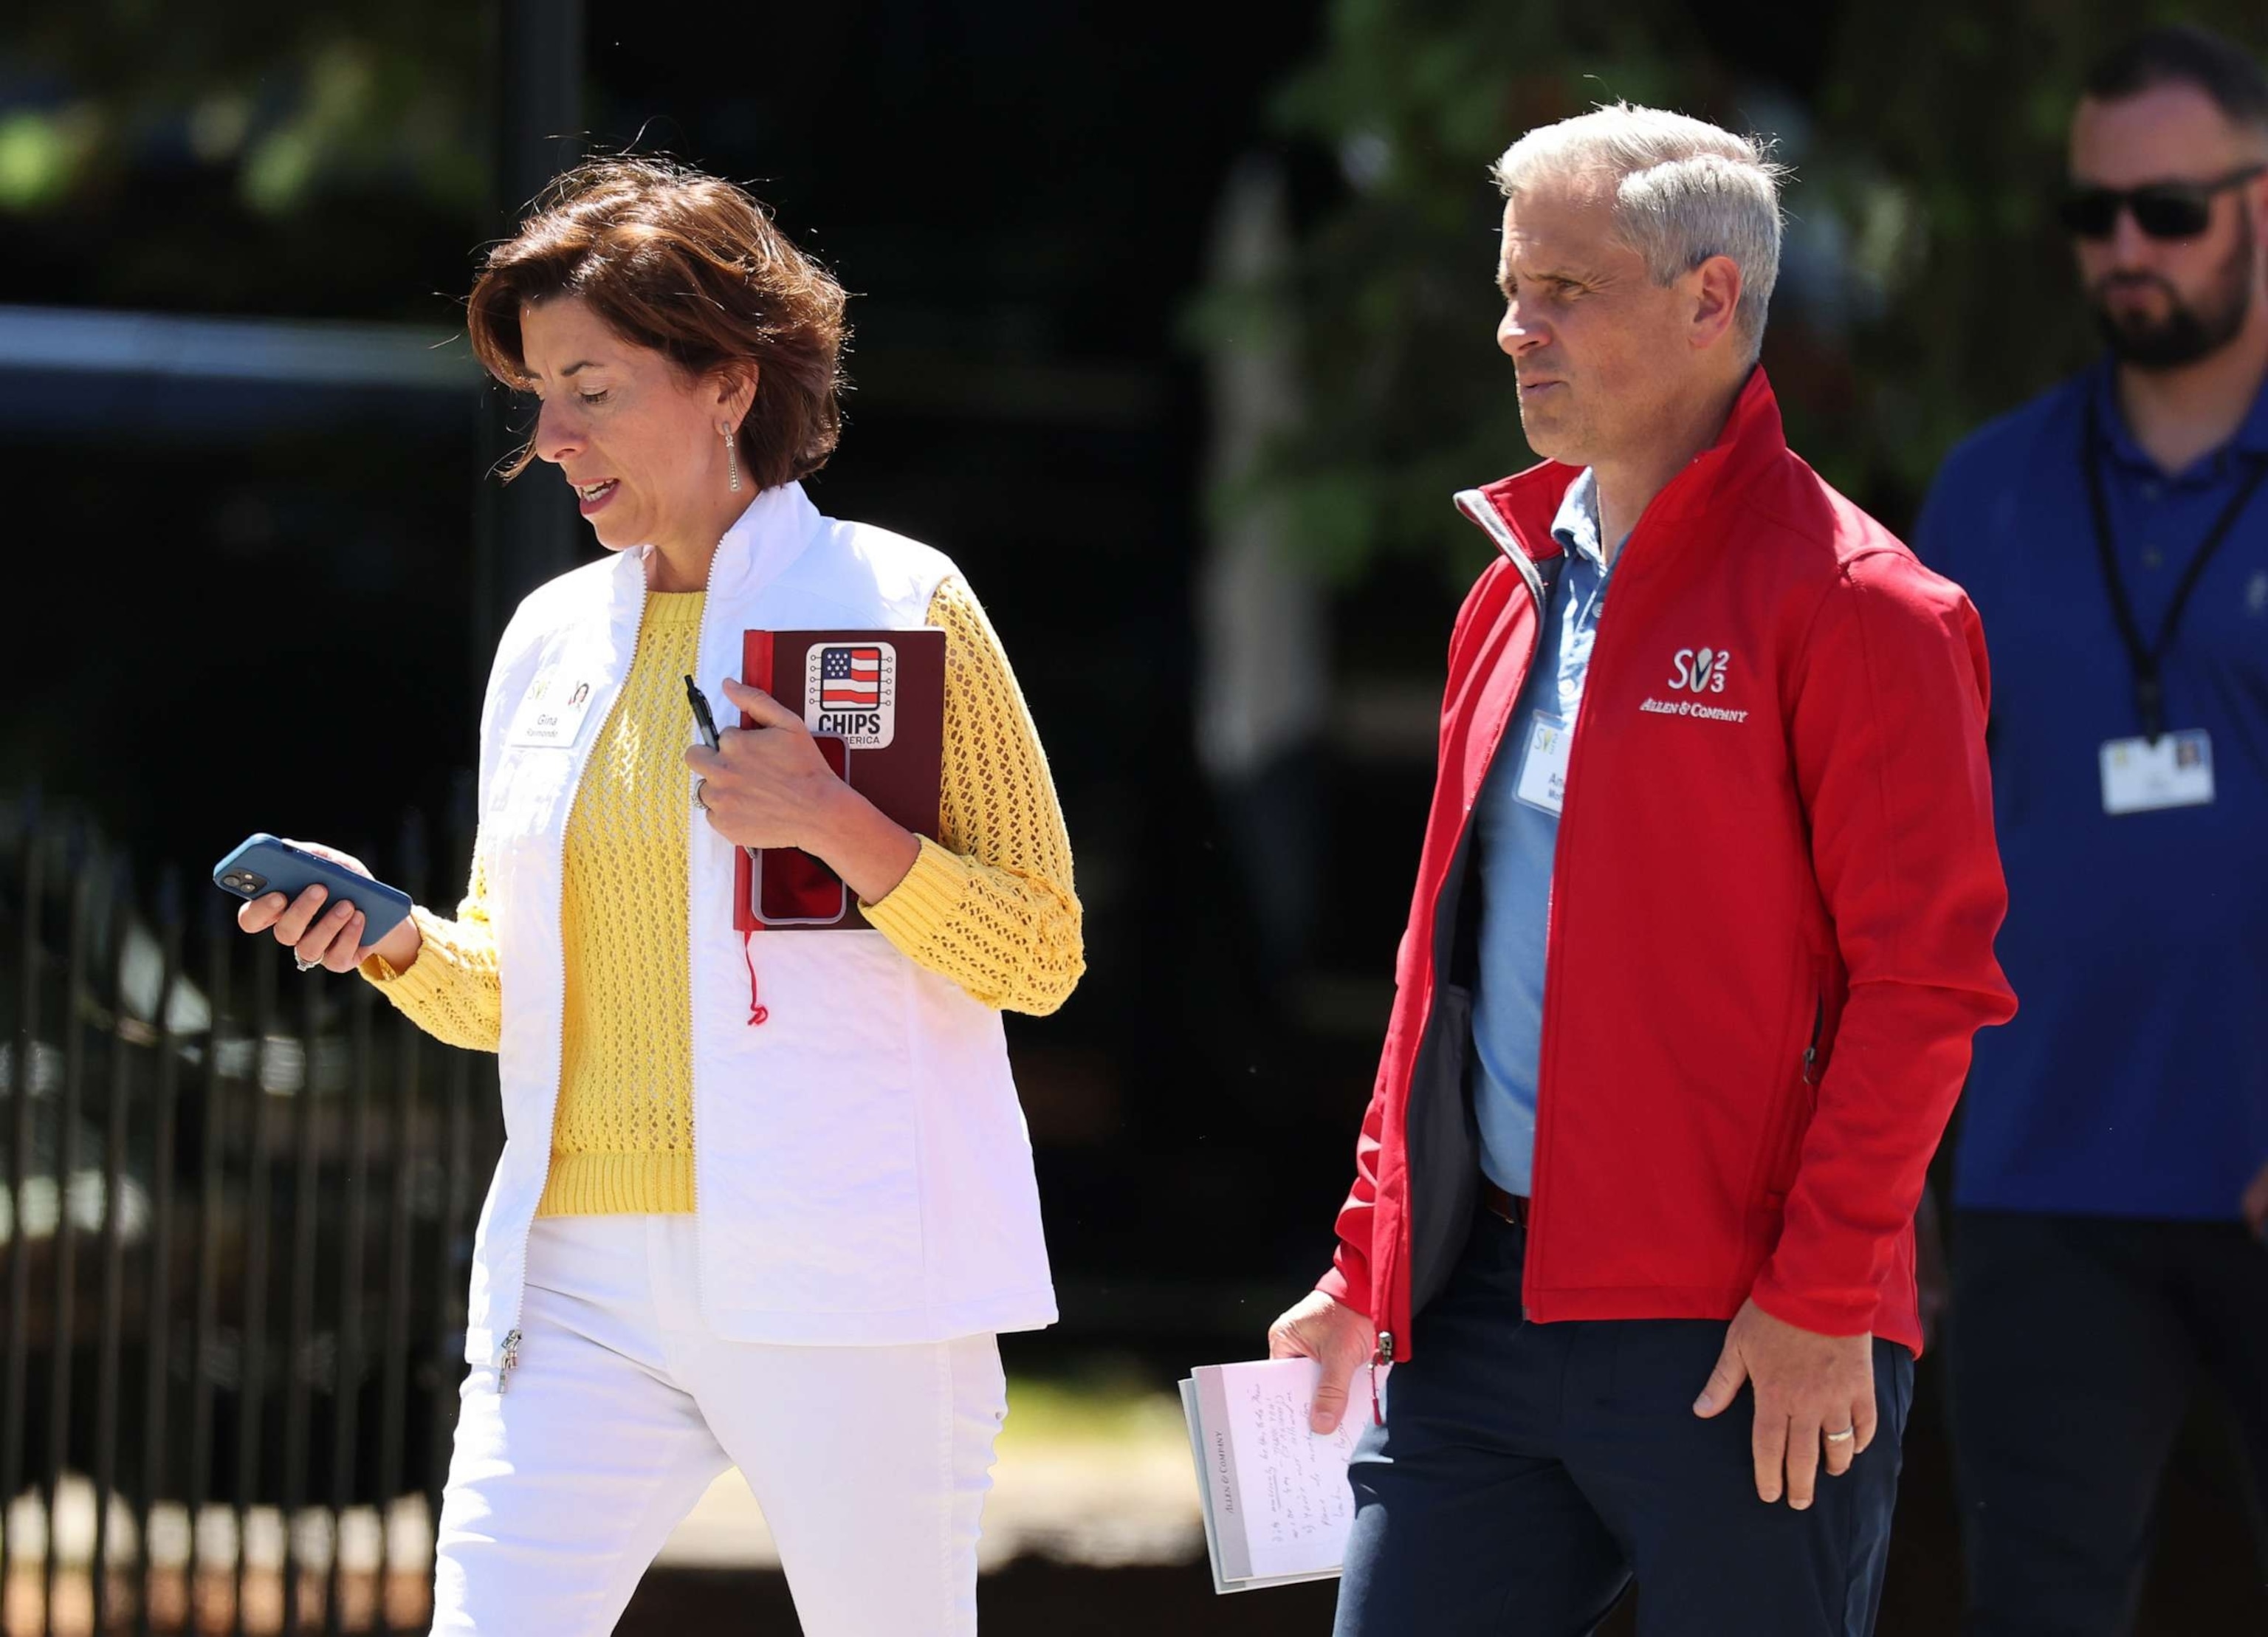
[2089,357,2268,480]
[1549,468,1609,568]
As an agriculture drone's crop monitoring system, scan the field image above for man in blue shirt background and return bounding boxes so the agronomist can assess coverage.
[1915,25,2268,1636]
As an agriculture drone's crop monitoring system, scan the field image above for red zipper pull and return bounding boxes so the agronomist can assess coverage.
[741,930,769,1026]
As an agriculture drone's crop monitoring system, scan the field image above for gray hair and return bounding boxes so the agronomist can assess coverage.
[1492,103,1787,362]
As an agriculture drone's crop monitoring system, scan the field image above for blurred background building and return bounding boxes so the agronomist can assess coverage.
[1,1,2264,1631]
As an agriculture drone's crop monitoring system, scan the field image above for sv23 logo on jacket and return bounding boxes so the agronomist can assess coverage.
[1640,645,1750,724]
[1666,646,1731,693]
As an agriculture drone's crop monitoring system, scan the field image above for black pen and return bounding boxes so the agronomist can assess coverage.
[686,676,757,859]
[684,675,722,751]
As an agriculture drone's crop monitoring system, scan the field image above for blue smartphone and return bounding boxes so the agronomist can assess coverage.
[212,834,414,942]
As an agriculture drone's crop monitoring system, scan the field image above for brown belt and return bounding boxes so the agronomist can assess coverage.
[1481,1180,1530,1226]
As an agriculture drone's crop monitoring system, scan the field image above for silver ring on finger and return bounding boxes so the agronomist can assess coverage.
[693,777,711,811]
[1824,1427,1856,1443]
[295,954,320,973]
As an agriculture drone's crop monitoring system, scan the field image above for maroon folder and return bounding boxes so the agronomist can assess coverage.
[731,628,946,931]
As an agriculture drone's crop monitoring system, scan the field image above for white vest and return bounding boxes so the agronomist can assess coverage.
[461,482,1056,1367]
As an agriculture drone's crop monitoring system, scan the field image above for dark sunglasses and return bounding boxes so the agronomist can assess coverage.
[2058,165,2267,240]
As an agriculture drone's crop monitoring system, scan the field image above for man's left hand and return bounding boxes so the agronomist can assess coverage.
[1693,1298,1876,1509]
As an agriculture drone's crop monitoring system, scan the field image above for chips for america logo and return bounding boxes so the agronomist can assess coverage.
[804,640,897,749]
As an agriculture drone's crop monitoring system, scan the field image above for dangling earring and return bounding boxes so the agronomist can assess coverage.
[724,425,741,493]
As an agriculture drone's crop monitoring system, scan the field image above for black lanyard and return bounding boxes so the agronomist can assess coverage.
[2082,397,2268,742]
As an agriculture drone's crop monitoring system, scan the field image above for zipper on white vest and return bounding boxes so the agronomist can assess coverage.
[681,529,732,1339]
[487,549,687,1393]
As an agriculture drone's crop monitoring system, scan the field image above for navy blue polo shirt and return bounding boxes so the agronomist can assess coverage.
[1915,361,2268,1221]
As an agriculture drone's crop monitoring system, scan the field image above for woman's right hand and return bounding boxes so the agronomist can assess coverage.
[235,840,422,975]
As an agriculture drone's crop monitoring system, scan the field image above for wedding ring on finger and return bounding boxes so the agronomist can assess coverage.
[1824,1427,1856,1444]
[295,955,320,973]
[694,777,711,810]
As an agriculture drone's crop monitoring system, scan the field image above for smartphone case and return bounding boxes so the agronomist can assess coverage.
[755,735,851,926]
[211,834,415,942]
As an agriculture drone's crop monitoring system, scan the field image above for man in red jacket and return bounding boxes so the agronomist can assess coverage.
[1268,103,2016,1636]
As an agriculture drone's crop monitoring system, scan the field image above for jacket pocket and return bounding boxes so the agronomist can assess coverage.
[1752,955,1827,1221]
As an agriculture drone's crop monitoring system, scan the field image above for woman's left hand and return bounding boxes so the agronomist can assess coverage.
[685,678,849,851]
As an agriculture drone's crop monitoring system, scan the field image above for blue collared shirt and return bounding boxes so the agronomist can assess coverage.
[1917,360,2268,1219]
[1470,470,1614,1197]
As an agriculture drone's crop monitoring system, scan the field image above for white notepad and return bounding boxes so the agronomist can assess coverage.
[1178,1356,1382,1594]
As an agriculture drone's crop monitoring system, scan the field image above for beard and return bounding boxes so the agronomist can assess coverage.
[2090,222,2255,371]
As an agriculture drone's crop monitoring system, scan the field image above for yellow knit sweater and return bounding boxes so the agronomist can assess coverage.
[362,574,1083,1216]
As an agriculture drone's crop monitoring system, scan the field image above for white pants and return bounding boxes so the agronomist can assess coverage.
[430,1215,1007,1636]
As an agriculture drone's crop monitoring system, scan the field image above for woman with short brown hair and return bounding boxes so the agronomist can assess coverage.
[235,157,1082,1635]
[466,157,850,495]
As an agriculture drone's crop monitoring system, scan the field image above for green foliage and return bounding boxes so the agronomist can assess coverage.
[1809,0,2268,507]
[1200,0,2268,575]
[1,1,489,316]
[5,1,487,216]
[1189,2,1733,581]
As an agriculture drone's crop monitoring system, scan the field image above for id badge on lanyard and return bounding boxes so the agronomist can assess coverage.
[1513,711,1572,817]
[2100,730,2213,814]
[2082,400,2264,815]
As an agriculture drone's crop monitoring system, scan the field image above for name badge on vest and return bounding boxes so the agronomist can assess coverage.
[504,666,601,749]
[1514,710,1573,817]
[2100,730,2213,815]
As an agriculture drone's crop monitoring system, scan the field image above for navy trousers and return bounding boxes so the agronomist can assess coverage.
[1334,1209,1914,1637]
[1949,1209,2268,1636]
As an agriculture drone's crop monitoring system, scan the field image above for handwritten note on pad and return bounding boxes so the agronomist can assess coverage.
[1178,1356,1381,1593]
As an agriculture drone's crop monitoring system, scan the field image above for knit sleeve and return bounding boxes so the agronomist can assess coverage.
[357,834,504,1053]
[861,575,1085,1015]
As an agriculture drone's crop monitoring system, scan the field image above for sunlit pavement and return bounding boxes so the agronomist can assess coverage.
[0,1385,1207,1631]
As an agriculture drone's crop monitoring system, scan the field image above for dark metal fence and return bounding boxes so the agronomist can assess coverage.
[0,791,500,1635]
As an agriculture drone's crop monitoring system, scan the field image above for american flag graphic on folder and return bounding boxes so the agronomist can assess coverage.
[818,645,883,712]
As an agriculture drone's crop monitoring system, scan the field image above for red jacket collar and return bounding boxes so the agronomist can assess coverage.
[1457,367,1789,563]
